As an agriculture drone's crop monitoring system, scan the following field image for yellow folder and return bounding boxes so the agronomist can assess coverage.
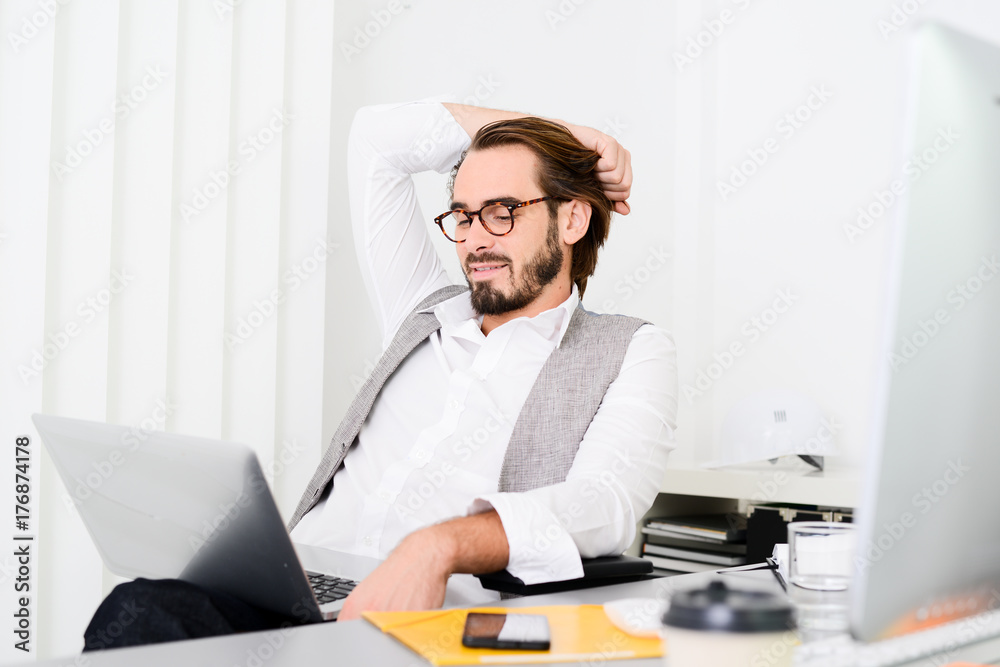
[363,605,664,665]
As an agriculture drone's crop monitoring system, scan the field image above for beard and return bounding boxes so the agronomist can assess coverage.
[465,217,564,317]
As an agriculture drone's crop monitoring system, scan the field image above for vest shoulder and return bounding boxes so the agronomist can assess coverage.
[573,306,650,329]
[414,284,469,311]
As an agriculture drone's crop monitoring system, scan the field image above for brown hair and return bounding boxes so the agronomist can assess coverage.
[449,118,613,296]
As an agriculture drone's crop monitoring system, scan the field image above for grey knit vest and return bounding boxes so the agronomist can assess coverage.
[287,285,647,530]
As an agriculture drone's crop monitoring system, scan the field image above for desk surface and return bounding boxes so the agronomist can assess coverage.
[21,570,1000,667]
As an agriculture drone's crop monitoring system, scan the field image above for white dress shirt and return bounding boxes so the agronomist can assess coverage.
[291,100,678,606]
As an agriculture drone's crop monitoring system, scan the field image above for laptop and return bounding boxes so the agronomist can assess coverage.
[31,413,382,622]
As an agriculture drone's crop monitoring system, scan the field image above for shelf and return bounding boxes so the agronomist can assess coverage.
[659,464,861,508]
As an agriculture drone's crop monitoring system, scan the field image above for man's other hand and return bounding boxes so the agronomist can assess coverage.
[564,123,633,216]
[336,529,450,621]
[335,510,509,622]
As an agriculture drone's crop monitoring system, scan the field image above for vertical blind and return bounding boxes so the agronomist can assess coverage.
[0,0,337,657]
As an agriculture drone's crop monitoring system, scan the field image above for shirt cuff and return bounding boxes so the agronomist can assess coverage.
[469,494,584,585]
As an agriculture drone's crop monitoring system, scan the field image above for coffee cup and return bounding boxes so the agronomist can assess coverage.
[661,580,796,666]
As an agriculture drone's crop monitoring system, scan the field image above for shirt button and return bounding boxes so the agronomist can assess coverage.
[449,399,460,410]
[363,536,372,547]
[379,491,391,502]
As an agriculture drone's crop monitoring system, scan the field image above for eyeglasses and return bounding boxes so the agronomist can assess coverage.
[434,196,556,243]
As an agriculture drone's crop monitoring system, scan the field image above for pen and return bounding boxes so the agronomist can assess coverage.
[765,557,787,592]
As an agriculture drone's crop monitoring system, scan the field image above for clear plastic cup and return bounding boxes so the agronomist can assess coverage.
[788,521,856,591]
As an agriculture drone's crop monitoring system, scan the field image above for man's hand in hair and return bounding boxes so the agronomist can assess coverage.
[443,103,632,215]
[562,123,632,216]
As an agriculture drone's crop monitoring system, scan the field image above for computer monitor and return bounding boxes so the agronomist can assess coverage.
[850,21,1000,642]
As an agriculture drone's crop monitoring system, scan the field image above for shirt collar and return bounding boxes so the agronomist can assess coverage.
[422,284,580,347]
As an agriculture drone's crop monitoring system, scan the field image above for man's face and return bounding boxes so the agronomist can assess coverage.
[450,145,566,317]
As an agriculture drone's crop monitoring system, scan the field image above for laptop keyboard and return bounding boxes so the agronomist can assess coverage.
[306,571,359,605]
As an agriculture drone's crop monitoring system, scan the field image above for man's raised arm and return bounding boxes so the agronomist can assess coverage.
[349,101,634,347]
[347,101,465,346]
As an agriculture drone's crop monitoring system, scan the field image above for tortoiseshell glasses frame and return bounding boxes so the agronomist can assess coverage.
[433,196,557,243]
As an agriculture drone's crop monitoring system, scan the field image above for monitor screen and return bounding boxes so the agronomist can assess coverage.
[851,21,1000,642]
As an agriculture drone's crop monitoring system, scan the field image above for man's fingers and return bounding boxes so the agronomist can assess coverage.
[563,122,632,214]
[600,149,632,210]
[596,146,631,200]
[618,157,633,197]
[338,594,361,621]
[595,145,628,183]
[572,126,627,183]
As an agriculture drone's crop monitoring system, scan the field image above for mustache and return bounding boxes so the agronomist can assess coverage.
[464,252,511,271]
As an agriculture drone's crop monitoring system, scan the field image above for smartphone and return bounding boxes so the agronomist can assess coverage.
[461,612,551,651]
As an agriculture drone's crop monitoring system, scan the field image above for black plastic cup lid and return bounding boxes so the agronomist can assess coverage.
[662,580,795,633]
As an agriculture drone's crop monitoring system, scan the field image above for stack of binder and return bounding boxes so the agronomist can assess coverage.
[640,514,748,574]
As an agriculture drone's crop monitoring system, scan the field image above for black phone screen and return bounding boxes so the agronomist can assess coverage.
[461,612,551,651]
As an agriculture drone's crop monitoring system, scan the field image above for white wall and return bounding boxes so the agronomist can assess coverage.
[323,0,1000,474]
[1,0,998,661]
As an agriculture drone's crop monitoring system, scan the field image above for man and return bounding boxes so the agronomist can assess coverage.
[288,100,678,620]
[84,99,677,646]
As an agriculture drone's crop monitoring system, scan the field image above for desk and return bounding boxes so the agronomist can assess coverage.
[19,571,1000,667]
